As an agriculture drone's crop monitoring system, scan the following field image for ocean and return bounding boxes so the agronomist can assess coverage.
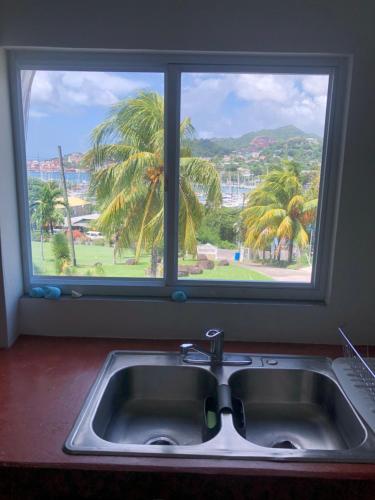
[28,170,91,184]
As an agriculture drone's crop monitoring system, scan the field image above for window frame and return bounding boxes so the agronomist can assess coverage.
[8,50,351,302]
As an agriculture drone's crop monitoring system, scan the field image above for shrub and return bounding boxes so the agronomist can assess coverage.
[61,260,75,275]
[93,262,105,275]
[52,233,71,273]
[219,240,237,250]
[52,233,70,260]
[197,207,242,249]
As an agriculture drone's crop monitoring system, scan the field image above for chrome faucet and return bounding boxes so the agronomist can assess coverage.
[180,328,224,366]
[180,329,252,366]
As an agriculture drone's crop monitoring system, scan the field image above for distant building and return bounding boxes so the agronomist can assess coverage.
[57,196,92,218]
[69,213,100,230]
[197,243,218,260]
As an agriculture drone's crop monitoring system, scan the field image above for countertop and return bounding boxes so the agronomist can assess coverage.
[1,335,375,480]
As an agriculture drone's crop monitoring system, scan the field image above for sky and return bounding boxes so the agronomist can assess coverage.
[25,70,329,159]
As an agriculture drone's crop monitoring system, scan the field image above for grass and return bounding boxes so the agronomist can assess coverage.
[32,241,150,278]
[179,258,273,281]
[31,241,273,281]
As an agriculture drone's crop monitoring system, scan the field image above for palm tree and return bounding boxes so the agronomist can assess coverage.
[242,161,317,264]
[85,91,221,277]
[29,180,64,260]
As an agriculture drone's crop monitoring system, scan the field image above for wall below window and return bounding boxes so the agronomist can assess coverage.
[1,0,374,344]
[17,296,370,344]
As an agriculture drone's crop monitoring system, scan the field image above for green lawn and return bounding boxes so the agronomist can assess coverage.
[179,258,273,281]
[32,241,150,277]
[31,241,273,281]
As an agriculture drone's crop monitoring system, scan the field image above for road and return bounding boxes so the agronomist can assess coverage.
[217,249,312,282]
[239,262,312,282]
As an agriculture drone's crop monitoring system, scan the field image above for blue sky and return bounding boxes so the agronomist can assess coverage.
[25,70,329,159]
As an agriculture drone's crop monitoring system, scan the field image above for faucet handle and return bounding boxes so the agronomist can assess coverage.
[180,343,194,356]
[205,328,224,339]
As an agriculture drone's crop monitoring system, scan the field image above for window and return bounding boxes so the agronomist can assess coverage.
[23,69,165,280]
[9,51,350,300]
[178,71,329,285]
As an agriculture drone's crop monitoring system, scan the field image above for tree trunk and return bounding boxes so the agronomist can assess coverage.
[40,226,44,260]
[134,183,157,264]
[288,240,294,264]
[49,220,54,235]
[262,249,265,261]
[150,247,158,278]
[58,146,76,266]
[113,232,119,264]
[113,244,117,265]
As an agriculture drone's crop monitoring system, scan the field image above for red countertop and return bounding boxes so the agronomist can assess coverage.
[1,335,375,480]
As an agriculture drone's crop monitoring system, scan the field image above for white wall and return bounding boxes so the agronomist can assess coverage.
[0,49,23,347]
[1,0,374,344]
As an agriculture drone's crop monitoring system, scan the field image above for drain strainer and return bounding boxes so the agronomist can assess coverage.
[271,440,298,449]
[145,436,178,446]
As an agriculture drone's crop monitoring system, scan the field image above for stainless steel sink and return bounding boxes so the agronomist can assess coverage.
[65,351,375,462]
[92,365,219,445]
[229,369,365,451]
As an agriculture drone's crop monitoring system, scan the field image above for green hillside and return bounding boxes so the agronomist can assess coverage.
[189,139,231,157]
[190,125,322,157]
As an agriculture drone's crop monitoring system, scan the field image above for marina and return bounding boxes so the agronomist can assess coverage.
[28,168,261,208]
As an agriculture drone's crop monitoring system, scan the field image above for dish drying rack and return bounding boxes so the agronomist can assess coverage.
[332,328,375,432]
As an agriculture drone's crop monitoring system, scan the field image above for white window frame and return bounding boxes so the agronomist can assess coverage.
[8,50,352,302]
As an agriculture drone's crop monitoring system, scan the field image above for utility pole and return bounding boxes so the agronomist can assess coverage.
[58,145,77,266]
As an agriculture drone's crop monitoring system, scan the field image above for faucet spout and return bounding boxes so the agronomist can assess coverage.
[205,328,224,365]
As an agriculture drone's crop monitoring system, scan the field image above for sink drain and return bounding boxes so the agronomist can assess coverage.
[145,436,178,446]
[271,440,298,449]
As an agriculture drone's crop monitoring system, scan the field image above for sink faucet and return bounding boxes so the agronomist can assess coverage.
[180,328,252,366]
[180,328,224,365]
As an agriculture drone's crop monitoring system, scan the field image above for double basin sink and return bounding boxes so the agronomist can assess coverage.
[65,351,375,462]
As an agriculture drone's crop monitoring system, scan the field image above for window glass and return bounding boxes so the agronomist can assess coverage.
[178,72,329,283]
[23,70,165,278]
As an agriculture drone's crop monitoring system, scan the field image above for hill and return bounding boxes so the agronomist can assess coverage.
[190,125,321,157]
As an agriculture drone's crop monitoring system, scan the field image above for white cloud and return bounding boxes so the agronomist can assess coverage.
[30,72,54,102]
[301,75,329,97]
[181,73,329,137]
[29,110,48,118]
[234,74,298,103]
[29,71,149,111]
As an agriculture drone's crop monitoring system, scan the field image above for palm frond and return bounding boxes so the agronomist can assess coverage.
[83,144,136,170]
[258,208,287,227]
[294,221,309,248]
[179,178,203,255]
[302,198,318,212]
[113,91,164,152]
[277,216,294,240]
[180,157,222,208]
[287,195,305,216]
